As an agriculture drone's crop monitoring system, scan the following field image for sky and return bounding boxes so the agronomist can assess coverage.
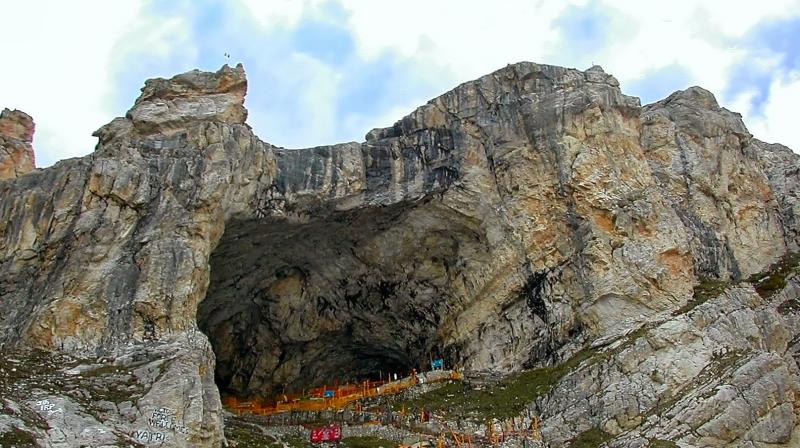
[2,0,799,167]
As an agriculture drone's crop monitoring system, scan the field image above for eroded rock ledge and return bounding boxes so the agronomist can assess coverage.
[0,62,799,447]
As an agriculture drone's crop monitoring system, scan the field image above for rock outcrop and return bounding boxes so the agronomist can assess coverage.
[641,87,787,279]
[0,108,36,180]
[0,62,798,447]
[540,273,800,447]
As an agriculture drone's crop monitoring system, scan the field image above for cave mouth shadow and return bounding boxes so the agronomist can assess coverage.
[197,203,451,399]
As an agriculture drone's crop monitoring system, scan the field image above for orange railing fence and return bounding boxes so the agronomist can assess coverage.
[224,370,462,416]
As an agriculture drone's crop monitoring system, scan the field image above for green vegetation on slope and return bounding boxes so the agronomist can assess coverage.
[673,278,730,316]
[0,348,147,414]
[748,252,800,298]
[671,251,800,318]
[342,436,399,448]
[223,418,282,448]
[567,428,612,448]
[648,439,679,448]
[396,346,600,421]
[284,435,313,448]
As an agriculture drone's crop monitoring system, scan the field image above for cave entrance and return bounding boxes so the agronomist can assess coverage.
[197,202,454,399]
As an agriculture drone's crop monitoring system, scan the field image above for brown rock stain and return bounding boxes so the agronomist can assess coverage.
[591,209,616,233]
[658,248,690,276]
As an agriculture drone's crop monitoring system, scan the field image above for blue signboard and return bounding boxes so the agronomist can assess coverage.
[323,390,335,398]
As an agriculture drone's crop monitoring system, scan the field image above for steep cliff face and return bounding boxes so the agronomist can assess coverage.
[641,88,788,279]
[193,63,700,398]
[0,62,798,447]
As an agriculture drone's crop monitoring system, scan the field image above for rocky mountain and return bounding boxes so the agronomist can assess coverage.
[0,62,798,447]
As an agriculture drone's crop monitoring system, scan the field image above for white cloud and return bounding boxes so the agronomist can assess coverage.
[696,0,798,37]
[587,0,800,97]
[325,0,800,99]
[111,16,195,71]
[330,0,800,152]
[729,90,759,119]
[740,71,800,151]
[238,0,318,28]
[563,0,800,152]
[0,0,143,166]
[4,0,800,167]
[235,0,582,87]
[339,0,581,82]
[252,53,344,148]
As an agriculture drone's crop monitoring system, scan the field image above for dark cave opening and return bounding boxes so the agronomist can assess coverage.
[197,202,457,398]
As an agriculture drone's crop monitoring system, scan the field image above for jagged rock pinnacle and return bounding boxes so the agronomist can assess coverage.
[125,63,248,136]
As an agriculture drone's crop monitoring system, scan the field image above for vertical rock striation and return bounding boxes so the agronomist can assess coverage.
[0,62,798,447]
[641,87,786,279]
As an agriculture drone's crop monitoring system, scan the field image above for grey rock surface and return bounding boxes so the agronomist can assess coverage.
[0,62,798,446]
[641,87,787,279]
[538,277,800,447]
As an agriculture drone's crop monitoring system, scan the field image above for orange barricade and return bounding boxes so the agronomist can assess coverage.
[225,370,461,417]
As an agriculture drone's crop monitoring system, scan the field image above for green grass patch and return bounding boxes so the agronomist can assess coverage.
[224,418,280,448]
[648,439,678,448]
[669,251,800,317]
[612,324,651,355]
[747,252,800,298]
[567,428,612,448]
[395,382,465,413]
[673,278,730,316]
[395,346,600,421]
[284,435,313,448]
[342,436,398,448]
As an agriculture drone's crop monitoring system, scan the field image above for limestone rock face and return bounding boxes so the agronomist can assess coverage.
[122,63,248,135]
[751,139,800,250]
[0,108,35,180]
[0,62,799,447]
[539,275,800,447]
[200,62,696,395]
[641,87,787,279]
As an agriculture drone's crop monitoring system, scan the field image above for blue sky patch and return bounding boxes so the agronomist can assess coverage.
[750,17,800,71]
[106,1,800,149]
[292,19,356,66]
[108,0,457,148]
[624,64,694,105]
[554,2,613,58]
[724,17,800,116]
